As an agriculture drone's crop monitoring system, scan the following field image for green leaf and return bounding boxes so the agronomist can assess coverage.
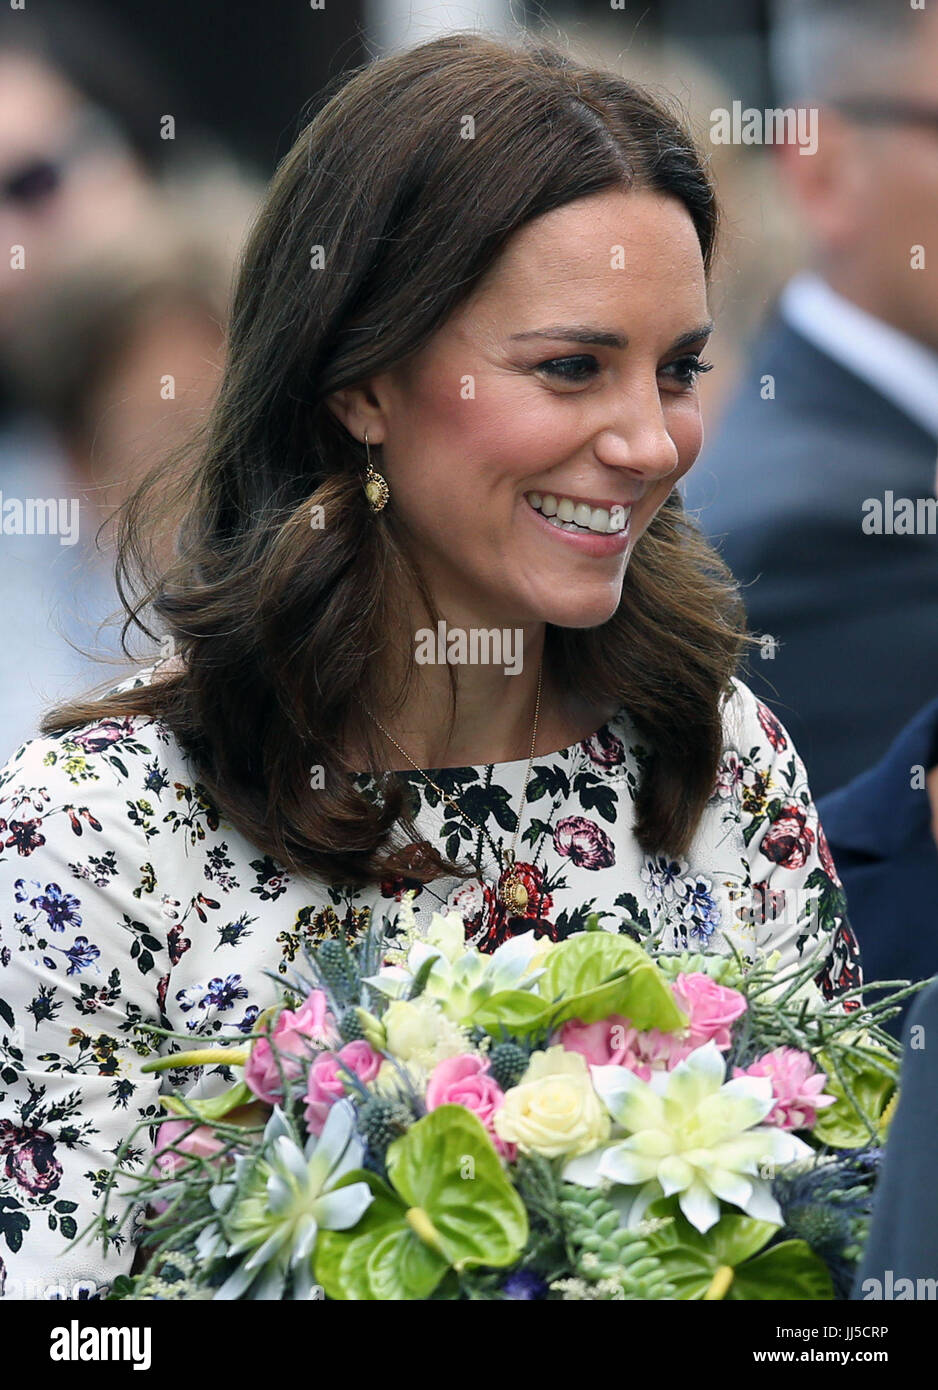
[314,1169,442,1301]
[365,1226,450,1301]
[813,1043,897,1148]
[642,1204,834,1301]
[645,1242,716,1299]
[470,988,552,1035]
[387,1105,528,1272]
[159,1079,256,1124]
[317,1110,528,1297]
[647,1206,778,1266]
[730,1240,835,1301]
[107,1275,136,1300]
[537,932,685,1031]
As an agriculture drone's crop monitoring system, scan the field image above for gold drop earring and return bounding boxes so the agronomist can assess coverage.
[363,431,389,512]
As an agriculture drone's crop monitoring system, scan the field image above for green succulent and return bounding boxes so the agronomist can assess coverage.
[201,1100,372,1299]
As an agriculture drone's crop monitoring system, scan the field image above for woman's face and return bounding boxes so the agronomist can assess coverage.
[357,186,711,630]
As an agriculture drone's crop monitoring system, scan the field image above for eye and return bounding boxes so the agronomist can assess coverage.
[536,354,600,383]
[660,354,714,389]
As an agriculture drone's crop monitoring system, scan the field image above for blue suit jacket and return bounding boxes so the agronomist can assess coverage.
[684,311,938,798]
[817,695,938,1036]
[854,974,938,1296]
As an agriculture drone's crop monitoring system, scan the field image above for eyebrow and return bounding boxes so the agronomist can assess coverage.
[509,321,714,352]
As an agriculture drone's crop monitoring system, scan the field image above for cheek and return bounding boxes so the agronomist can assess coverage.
[631,402,703,539]
[670,398,705,474]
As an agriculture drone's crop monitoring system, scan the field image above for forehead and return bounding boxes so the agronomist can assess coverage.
[458,187,708,333]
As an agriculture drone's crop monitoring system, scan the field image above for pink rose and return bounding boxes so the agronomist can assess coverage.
[244,991,338,1103]
[671,972,747,1050]
[559,1015,634,1067]
[560,1015,696,1080]
[733,1047,837,1131]
[152,1118,228,1214]
[425,1054,516,1160]
[304,1040,383,1134]
[621,1026,697,1079]
[154,1119,225,1177]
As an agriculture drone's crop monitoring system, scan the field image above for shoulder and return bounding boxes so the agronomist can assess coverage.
[0,659,197,853]
[720,676,793,759]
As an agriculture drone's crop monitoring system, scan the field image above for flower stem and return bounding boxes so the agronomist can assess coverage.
[703,1265,734,1300]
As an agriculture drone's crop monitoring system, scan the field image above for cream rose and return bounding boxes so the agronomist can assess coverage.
[493,1045,610,1158]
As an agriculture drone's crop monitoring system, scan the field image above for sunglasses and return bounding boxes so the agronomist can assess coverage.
[1,157,62,207]
[0,106,127,210]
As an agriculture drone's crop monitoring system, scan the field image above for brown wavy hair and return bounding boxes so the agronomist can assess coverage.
[42,30,754,887]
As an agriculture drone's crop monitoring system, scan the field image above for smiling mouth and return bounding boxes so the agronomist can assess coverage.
[524,490,631,536]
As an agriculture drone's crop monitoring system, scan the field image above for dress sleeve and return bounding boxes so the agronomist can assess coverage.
[0,723,172,1300]
[726,677,863,1009]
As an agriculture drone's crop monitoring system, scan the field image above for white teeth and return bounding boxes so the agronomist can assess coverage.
[525,491,630,535]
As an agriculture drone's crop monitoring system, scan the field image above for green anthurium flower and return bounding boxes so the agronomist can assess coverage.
[207,1099,372,1299]
[562,1041,812,1234]
[641,1202,835,1300]
[315,1105,528,1299]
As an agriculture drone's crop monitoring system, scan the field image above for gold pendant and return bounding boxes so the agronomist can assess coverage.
[499,853,528,913]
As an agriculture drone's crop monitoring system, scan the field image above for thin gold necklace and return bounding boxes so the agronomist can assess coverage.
[359,659,543,913]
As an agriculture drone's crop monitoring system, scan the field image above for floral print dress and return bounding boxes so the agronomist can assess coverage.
[0,663,860,1299]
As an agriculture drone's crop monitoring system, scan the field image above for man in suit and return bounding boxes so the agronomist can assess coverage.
[854,972,938,1298]
[845,704,938,1295]
[817,694,938,1037]
[684,0,938,798]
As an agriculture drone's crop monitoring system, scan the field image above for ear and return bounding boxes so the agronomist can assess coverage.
[773,107,864,252]
[323,384,387,445]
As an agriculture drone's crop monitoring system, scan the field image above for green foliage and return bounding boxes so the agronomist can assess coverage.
[641,1199,835,1300]
[813,1043,897,1147]
[472,933,684,1037]
[314,1106,527,1299]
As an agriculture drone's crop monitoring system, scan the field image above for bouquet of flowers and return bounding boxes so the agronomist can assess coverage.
[85,898,915,1301]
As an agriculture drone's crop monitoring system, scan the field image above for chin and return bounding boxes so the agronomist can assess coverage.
[537,588,625,630]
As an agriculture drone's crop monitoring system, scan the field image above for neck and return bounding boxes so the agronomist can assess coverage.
[367,621,550,769]
[360,574,615,768]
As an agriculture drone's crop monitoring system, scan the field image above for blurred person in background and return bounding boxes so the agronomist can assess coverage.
[0,3,259,751]
[815,455,938,1037]
[0,2,170,376]
[854,879,938,1300]
[0,200,252,753]
[684,0,938,799]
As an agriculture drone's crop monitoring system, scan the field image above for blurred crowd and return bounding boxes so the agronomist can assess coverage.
[0,2,261,752]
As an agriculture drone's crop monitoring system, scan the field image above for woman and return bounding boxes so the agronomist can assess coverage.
[0,32,860,1300]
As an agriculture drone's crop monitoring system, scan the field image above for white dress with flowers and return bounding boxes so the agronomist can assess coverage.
[0,662,860,1299]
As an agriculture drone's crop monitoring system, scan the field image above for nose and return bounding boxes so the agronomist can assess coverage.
[593,389,681,484]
